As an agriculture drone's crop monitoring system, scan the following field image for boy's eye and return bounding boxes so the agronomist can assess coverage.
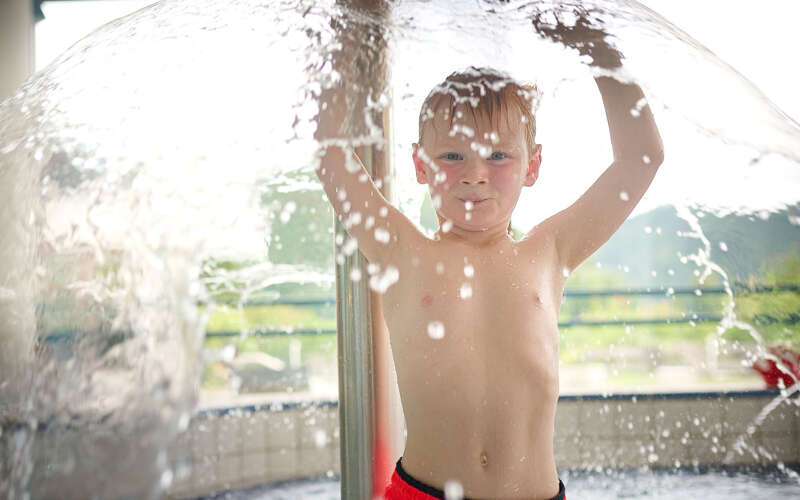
[442,153,463,161]
[488,151,507,160]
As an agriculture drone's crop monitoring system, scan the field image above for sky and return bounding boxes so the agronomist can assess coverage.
[35,0,800,231]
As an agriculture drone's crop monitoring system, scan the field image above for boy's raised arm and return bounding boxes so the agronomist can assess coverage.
[532,7,664,273]
[315,85,420,267]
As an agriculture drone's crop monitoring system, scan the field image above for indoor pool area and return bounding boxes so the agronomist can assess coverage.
[1,0,799,499]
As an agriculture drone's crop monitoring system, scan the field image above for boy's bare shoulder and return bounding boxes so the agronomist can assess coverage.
[518,219,558,253]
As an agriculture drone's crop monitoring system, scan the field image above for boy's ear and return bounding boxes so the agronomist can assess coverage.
[412,143,429,184]
[524,144,542,187]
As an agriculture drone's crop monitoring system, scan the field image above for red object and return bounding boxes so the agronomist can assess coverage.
[752,345,800,388]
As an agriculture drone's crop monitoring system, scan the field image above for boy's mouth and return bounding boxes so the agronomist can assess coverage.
[459,197,490,204]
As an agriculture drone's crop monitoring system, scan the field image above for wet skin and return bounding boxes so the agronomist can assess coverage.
[379,108,563,498]
[316,73,662,499]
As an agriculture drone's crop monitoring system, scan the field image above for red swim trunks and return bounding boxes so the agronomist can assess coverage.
[382,458,566,500]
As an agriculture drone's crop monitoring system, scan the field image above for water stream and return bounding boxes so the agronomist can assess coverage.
[1,0,798,497]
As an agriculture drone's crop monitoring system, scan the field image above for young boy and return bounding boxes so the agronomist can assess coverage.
[315,9,663,500]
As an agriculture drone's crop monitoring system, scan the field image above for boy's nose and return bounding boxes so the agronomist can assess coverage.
[460,160,489,185]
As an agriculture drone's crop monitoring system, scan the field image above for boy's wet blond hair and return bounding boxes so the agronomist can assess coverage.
[417,67,541,156]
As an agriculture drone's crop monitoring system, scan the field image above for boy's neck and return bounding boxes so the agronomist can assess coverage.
[434,219,513,246]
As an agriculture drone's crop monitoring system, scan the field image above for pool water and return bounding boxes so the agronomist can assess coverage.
[202,466,800,499]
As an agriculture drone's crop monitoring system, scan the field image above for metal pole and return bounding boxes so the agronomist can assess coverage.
[335,148,377,500]
[0,0,37,404]
[0,0,35,101]
[329,3,404,499]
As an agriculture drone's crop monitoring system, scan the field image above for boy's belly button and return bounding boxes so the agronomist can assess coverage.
[480,451,489,467]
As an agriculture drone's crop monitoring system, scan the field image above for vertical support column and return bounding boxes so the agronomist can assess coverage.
[0,4,37,497]
[331,2,404,499]
[0,0,35,101]
[0,0,37,405]
[335,150,377,500]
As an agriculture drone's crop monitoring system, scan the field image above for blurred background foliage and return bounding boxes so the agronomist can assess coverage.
[194,191,799,390]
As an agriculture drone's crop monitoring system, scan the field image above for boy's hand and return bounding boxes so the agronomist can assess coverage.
[531,4,623,69]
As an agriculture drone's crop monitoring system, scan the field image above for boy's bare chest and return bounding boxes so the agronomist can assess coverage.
[382,238,562,354]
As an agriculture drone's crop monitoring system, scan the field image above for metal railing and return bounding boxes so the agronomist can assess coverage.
[40,283,800,343]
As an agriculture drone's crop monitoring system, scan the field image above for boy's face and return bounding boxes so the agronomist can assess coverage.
[413,103,542,234]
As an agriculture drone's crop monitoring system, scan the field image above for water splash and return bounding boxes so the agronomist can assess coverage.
[0,0,799,496]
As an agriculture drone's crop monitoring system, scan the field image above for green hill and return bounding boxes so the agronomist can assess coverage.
[582,204,800,288]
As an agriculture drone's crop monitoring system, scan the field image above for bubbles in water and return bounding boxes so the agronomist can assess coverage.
[718,241,728,252]
[619,191,630,201]
[427,321,445,339]
[441,220,453,233]
[349,269,362,282]
[459,283,473,299]
[464,200,474,211]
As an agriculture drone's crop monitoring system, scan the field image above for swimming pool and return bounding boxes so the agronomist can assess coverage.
[203,466,800,499]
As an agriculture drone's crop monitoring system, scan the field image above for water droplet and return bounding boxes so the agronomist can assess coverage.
[444,480,464,500]
[562,267,570,278]
[464,200,474,211]
[349,269,362,282]
[344,211,362,228]
[342,237,358,255]
[314,429,327,448]
[465,213,472,221]
[427,321,445,339]
[436,263,445,274]
[463,264,474,277]
[379,207,388,217]
[442,220,453,233]
[718,241,728,252]
[619,191,629,201]
[221,344,236,362]
[459,283,472,299]
[374,227,391,244]
[644,226,652,234]
[369,265,399,293]
[694,289,702,296]
[642,154,651,164]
